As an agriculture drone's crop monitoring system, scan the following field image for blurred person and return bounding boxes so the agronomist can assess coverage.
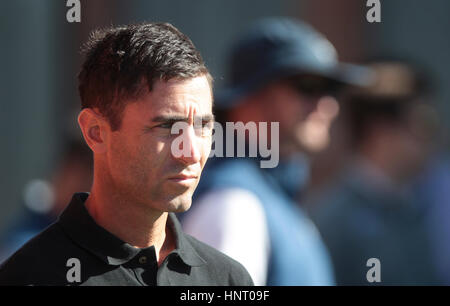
[0,140,93,263]
[307,60,441,285]
[397,72,450,284]
[408,96,450,284]
[0,22,253,286]
[181,17,372,285]
[413,152,450,284]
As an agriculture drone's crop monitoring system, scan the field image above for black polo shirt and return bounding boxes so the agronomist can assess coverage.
[0,193,254,286]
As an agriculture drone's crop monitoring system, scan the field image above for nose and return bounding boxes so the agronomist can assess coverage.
[171,124,202,165]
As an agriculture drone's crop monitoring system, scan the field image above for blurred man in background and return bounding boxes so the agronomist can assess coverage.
[181,17,372,285]
[307,60,442,285]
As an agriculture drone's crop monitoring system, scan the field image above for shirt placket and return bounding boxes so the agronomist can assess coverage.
[130,247,158,286]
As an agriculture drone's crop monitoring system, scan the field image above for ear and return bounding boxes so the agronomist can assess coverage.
[77,108,109,154]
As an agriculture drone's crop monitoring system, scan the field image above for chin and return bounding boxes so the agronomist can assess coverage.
[165,194,192,213]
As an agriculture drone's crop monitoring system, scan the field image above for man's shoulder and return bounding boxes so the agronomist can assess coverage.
[0,221,74,285]
[184,233,254,285]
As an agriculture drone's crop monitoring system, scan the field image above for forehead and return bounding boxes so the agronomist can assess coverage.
[136,76,213,118]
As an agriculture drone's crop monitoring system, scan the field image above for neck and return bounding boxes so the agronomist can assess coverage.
[85,173,175,264]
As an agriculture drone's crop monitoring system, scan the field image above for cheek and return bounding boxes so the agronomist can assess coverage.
[108,135,138,177]
[137,136,169,173]
[156,138,175,166]
[108,133,155,182]
[142,136,180,184]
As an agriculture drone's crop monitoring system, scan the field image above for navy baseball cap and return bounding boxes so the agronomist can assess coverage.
[216,17,374,109]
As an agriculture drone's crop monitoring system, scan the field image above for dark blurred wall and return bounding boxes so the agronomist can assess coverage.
[0,2,56,234]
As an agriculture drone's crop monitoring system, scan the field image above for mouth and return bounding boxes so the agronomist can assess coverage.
[167,173,199,185]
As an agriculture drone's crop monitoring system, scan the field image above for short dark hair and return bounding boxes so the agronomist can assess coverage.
[78,22,212,130]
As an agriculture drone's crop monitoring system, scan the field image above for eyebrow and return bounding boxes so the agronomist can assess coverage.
[150,114,215,123]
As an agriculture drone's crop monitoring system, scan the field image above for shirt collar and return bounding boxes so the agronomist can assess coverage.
[57,192,205,267]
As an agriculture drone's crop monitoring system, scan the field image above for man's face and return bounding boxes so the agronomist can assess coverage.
[263,77,334,154]
[105,75,213,213]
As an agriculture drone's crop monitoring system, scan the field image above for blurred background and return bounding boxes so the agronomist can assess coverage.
[0,0,449,283]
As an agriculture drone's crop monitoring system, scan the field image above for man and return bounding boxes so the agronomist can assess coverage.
[181,18,372,285]
[0,22,253,286]
[307,61,441,285]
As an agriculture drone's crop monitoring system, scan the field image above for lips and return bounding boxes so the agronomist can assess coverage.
[168,173,198,180]
[167,173,199,186]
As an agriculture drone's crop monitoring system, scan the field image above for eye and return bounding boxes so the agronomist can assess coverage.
[157,122,174,129]
[202,120,214,129]
[194,120,214,136]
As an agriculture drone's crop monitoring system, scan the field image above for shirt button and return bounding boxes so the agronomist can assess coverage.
[139,256,147,264]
